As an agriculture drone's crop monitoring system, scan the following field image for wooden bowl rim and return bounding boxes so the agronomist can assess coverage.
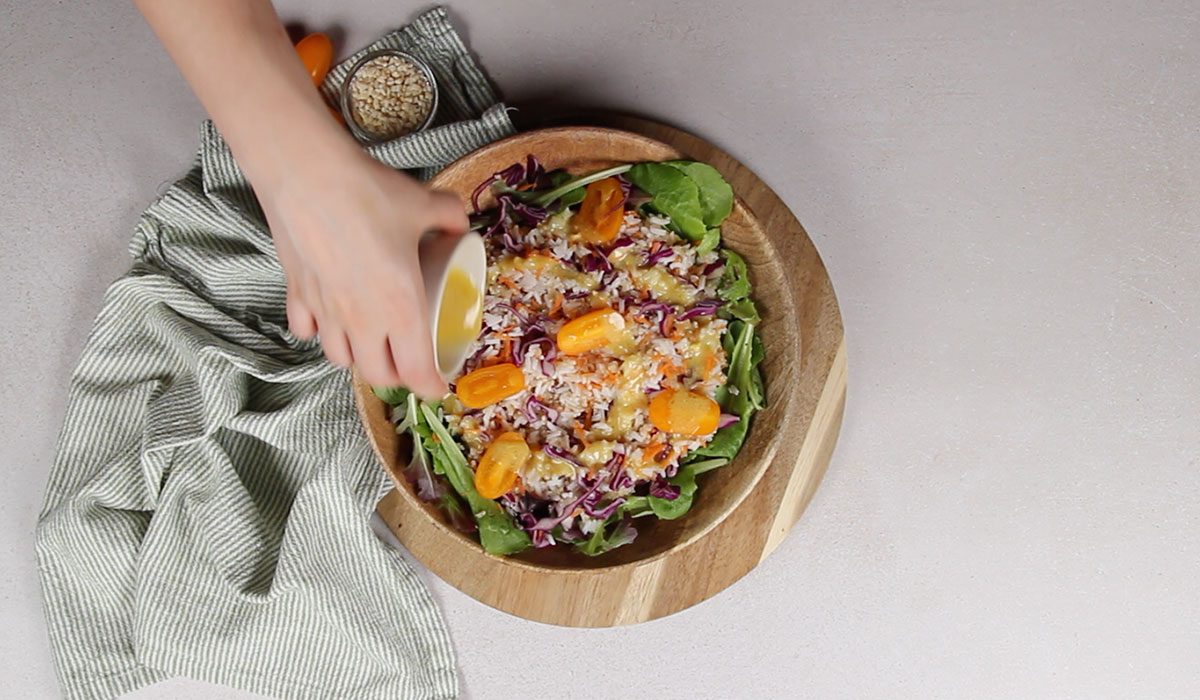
[354,125,799,574]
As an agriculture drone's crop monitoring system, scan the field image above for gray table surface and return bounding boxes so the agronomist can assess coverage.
[4,1,1198,698]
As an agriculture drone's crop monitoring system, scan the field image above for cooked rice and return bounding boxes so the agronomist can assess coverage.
[444,207,727,539]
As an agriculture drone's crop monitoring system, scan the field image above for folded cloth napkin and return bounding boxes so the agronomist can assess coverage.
[35,8,513,700]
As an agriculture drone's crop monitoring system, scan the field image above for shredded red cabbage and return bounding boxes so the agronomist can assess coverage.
[718,413,740,428]
[531,474,606,532]
[523,394,560,423]
[645,247,675,266]
[649,477,680,500]
[580,253,612,273]
[584,496,626,519]
[702,260,725,276]
[513,333,555,367]
[677,299,722,321]
[489,301,529,326]
[544,444,584,468]
[608,237,635,252]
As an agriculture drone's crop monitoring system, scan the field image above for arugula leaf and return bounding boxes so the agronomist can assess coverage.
[722,297,761,324]
[627,163,708,241]
[525,164,633,208]
[373,386,411,406]
[546,170,586,207]
[718,249,752,301]
[648,465,700,520]
[439,491,477,533]
[419,403,531,555]
[622,495,654,518]
[697,227,721,255]
[724,321,767,416]
[665,161,734,227]
[577,513,639,556]
[400,391,444,502]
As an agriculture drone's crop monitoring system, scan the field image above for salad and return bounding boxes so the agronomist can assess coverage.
[375,155,765,556]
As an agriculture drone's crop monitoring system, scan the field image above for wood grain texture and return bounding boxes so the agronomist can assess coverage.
[358,119,845,626]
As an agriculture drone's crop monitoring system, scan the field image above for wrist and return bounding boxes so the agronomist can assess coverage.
[225,93,361,196]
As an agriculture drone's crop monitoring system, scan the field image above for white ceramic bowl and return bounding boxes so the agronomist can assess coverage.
[418,231,486,380]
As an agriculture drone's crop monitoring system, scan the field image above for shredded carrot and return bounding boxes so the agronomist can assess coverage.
[662,313,675,336]
[500,337,513,363]
[499,277,520,291]
[704,350,717,377]
[645,441,666,463]
[549,293,564,319]
[572,507,583,517]
[649,240,662,255]
[573,421,590,447]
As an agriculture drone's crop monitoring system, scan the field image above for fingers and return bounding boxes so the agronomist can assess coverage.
[388,334,447,399]
[427,190,469,237]
[317,320,353,369]
[286,292,318,339]
[352,333,402,388]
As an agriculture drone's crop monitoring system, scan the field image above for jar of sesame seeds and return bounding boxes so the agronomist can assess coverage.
[339,49,439,143]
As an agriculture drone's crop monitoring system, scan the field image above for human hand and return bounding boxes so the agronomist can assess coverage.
[259,145,467,397]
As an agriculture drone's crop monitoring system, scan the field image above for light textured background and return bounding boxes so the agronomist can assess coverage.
[3,1,1197,698]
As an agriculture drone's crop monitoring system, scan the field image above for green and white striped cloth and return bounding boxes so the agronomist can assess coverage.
[35,8,513,700]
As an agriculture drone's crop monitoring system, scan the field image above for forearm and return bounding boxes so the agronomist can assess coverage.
[132,0,354,191]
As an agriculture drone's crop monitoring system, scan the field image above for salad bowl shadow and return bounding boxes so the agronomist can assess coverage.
[353,124,845,626]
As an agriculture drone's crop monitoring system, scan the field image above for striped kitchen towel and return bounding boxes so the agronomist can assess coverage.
[34,7,513,700]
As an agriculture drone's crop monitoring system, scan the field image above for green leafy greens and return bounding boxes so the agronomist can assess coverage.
[418,404,530,555]
[375,158,766,556]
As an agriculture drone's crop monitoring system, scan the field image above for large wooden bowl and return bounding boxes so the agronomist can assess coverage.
[355,122,846,626]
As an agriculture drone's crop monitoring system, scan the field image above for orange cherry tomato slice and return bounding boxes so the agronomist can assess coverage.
[295,32,333,86]
[455,362,526,409]
[648,388,721,435]
[474,432,529,499]
[556,308,626,355]
[576,177,626,244]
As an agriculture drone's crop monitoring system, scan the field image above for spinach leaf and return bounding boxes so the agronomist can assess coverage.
[718,249,752,301]
[648,465,700,520]
[665,161,734,227]
[576,513,639,556]
[684,457,730,475]
[373,386,411,406]
[419,403,531,555]
[627,163,708,241]
[687,414,750,461]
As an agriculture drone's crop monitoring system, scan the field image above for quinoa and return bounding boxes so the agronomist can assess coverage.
[347,54,434,140]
